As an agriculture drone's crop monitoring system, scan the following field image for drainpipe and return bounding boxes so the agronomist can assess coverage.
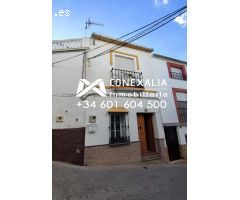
[82,50,87,79]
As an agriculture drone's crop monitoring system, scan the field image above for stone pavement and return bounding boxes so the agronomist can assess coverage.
[53,161,187,200]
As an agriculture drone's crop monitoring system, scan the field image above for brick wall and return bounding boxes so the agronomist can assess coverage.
[84,142,142,166]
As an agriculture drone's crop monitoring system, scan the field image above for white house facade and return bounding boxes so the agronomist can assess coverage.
[52,34,187,165]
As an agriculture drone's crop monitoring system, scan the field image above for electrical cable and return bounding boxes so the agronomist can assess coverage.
[88,8,186,60]
[52,5,186,65]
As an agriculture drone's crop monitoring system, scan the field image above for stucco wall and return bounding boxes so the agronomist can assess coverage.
[177,126,187,145]
[150,57,187,124]
[52,37,187,148]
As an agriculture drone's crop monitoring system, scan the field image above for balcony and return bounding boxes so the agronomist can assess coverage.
[171,72,184,80]
[111,68,144,88]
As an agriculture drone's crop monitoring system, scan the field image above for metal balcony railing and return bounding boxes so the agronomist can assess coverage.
[111,68,144,88]
[171,72,184,80]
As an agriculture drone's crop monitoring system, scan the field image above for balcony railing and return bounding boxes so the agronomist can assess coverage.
[111,68,144,88]
[171,72,184,80]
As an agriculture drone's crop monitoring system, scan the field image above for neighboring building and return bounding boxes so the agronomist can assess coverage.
[52,33,187,165]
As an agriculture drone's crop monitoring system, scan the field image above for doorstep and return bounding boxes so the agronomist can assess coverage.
[141,152,162,162]
[169,159,186,164]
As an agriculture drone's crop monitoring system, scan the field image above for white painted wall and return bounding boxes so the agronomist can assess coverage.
[83,95,165,146]
[52,37,187,146]
[150,57,187,124]
[177,126,187,145]
[52,50,86,129]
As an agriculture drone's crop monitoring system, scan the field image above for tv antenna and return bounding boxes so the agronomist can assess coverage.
[85,18,104,30]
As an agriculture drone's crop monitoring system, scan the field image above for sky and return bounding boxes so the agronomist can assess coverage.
[53,0,187,61]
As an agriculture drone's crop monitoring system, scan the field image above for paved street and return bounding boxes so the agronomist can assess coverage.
[53,161,187,200]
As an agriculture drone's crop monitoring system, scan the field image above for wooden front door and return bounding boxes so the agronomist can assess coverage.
[164,126,181,161]
[137,113,156,154]
[144,114,156,152]
[137,114,148,154]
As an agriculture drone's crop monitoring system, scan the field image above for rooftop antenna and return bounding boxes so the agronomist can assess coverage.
[85,18,104,36]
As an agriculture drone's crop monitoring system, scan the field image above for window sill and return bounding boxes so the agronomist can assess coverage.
[179,123,187,127]
[109,142,130,147]
[170,77,187,81]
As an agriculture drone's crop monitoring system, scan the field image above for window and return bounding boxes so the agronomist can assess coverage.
[111,54,143,88]
[115,55,135,71]
[110,51,140,70]
[176,92,187,123]
[176,92,187,111]
[109,112,130,145]
[172,88,187,124]
[171,67,184,80]
[167,62,187,80]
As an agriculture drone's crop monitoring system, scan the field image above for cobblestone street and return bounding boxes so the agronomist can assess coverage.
[53,162,187,200]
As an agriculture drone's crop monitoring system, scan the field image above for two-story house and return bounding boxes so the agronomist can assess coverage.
[52,33,187,165]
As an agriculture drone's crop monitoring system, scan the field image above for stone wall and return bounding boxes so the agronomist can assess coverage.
[155,138,169,161]
[180,144,187,160]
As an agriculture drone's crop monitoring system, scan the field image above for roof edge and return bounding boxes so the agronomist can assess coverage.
[91,33,154,53]
[153,53,187,64]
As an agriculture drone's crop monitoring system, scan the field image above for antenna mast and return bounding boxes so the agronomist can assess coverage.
[85,18,104,35]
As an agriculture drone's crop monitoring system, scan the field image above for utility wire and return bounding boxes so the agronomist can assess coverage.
[89,7,186,59]
[91,8,186,59]
[89,7,186,60]
[52,6,184,65]
[52,5,186,65]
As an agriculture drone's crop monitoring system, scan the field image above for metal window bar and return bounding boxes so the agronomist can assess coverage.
[177,101,187,123]
[171,72,184,80]
[109,113,130,145]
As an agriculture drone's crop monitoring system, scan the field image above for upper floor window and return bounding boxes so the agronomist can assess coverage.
[115,55,135,71]
[167,62,187,81]
[110,52,143,88]
[110,50,140,71]
[171,67,184,80]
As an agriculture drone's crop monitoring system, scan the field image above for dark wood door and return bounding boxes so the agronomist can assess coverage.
[137,114,148,154]
[164,126,181,161]
[144,114,156,152]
